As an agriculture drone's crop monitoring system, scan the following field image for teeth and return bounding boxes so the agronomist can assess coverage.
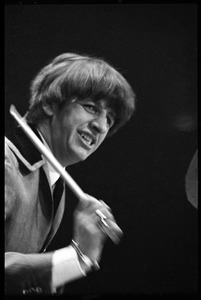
[81,133,93,145]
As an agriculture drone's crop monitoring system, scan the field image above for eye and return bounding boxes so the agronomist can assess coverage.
[83,104,98,114]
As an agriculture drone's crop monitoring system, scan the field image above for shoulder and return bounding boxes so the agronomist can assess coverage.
[5,134,45,174]
[5,137,19,170]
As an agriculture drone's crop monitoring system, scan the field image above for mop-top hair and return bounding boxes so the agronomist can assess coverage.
[26,53,136,135]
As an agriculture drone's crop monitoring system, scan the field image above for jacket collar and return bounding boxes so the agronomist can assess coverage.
[6,124,45,174]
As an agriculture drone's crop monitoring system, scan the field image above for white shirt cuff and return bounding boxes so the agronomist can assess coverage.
[52,245,87,289]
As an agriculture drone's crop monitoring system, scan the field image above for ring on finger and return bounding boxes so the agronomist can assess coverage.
[95,209,109,227]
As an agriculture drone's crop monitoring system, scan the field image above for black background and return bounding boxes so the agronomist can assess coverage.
[5,3,198,298]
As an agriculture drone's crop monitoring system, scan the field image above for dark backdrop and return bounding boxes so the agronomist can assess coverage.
[5,3,198,298]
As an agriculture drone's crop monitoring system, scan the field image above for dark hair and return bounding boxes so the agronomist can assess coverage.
[26,53,136,135]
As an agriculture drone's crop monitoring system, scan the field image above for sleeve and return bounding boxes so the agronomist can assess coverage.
[52,246,87,290]
[5,247,89,295]
[5,252,54,295]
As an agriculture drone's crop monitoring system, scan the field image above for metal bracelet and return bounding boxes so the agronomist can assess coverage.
[71,239,100,271]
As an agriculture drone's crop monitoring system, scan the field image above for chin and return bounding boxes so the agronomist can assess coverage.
[77,153,89,163]
[68,151,90,165]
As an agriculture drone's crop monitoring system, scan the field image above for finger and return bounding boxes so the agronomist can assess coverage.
[97,219,123,244]
[99,200,111,211]
[78,194,123,244]
[95,209,123,244]
[79,194,112,216]
[94,207,115,222]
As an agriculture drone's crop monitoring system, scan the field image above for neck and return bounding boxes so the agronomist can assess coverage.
[37,122,52,151]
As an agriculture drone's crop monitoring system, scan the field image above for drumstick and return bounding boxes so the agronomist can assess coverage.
[9,105,119,243]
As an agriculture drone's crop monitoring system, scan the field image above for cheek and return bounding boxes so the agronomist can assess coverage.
[58,115,75,136]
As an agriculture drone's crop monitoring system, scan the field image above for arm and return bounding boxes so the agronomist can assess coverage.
[5,247,88,295]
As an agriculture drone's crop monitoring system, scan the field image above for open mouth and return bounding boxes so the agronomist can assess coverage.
[78,131,96,147]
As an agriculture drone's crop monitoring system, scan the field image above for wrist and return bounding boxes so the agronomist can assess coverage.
[71,239,100,273]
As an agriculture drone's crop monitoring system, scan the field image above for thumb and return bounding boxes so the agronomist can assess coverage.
[77,193,92,210]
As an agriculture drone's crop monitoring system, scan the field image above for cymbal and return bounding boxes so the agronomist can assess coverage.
[185,150,198,209]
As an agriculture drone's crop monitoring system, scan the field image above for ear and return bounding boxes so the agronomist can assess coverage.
[42,101,54,116]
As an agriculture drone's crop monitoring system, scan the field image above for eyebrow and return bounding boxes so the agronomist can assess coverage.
[77,98,116,120]
[96,102,116,118]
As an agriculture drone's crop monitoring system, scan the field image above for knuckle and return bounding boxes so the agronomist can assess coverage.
[22,286,43,294]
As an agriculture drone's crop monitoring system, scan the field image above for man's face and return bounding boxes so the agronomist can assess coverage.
[47,99,115,166]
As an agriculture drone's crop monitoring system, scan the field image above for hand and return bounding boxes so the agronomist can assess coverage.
[73,194,123,263]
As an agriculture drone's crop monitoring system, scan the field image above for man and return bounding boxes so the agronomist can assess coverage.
[5,53,136,295]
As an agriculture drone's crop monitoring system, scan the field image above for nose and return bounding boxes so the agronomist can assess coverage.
[89,114,108,135]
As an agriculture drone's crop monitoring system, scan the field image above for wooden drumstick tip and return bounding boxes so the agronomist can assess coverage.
[10,104,17,115]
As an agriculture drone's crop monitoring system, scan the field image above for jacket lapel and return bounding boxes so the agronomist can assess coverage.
[7,124,53,217]
[6,124,44,174]
[6,124,66,252]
